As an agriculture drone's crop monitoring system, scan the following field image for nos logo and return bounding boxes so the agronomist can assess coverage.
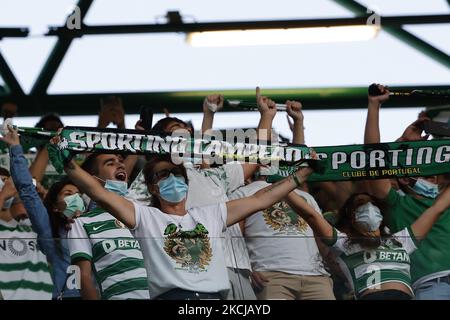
[0,239,37,256]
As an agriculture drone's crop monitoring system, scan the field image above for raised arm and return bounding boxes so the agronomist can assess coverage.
[10,145,54,240]
[1,127,72,296]
[63,159,136,228]
[98,96,125,129]
[226,166,312,226]
[201,94,223,134]
[364,84,389,144]
[396,117,431,142]
[256,87,277,142]
[364,84,391,199]
[285,191,334,241]
[29,147,49,183]
[200,94,224,169]
[124,155,139,179]
[286,100,305,145]
[1,127,55,252]
[411,185,450,240]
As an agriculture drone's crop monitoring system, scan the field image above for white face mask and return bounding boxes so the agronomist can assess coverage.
[354,202,383,232]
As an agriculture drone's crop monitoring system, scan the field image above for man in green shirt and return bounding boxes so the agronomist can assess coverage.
[364,84,450,300]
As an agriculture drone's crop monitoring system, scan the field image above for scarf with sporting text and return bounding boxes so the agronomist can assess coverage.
[13,126,450,182]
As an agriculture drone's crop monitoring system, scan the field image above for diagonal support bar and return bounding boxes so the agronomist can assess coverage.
[333,0,450,69]
[30,0,94,95]
[0,49,24,96]
[383,26,450,69]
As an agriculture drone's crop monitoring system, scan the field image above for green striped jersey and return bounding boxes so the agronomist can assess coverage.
[325,227,418,297]
[68,209,149,300]
[0,219,53,300]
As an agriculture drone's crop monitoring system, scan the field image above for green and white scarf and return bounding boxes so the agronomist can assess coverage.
[46,126,314,172]
[270,139,450,182]
[14,126,450,182]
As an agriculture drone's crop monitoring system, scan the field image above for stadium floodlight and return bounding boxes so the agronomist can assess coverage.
[186,25,380,47]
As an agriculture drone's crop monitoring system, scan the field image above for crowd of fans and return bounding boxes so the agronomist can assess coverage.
[0,85,449,300]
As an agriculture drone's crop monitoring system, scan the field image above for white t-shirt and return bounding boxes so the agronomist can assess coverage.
[132,202,231,298]
[231,181,329,276]
[128,162,251,270]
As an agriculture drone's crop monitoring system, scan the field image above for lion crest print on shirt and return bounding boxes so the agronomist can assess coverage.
[263,201,308,235]
[163,223,213,273]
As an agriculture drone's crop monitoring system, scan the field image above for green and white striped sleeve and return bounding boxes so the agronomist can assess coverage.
[68,219,93,262]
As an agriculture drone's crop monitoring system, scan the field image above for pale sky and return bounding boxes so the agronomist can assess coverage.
[0,0,449,146]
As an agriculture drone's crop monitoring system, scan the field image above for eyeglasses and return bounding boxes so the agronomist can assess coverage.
[152,167,185,184]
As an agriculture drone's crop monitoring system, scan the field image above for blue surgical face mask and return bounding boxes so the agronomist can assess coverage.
[0,179,14,209]
[412,178,439,199]
[63,193,85,218]
[157,174,188,203]
[354,202,383,232]
[104,180,128,196]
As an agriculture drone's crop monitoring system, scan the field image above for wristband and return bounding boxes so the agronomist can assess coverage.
[205,99,219,113]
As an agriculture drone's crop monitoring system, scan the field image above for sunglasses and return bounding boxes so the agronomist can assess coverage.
[152,167,185,184]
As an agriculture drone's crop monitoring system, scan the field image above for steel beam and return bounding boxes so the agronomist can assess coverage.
[0,27,29,39]
[2,85,448,117]
[46,14,450,37]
